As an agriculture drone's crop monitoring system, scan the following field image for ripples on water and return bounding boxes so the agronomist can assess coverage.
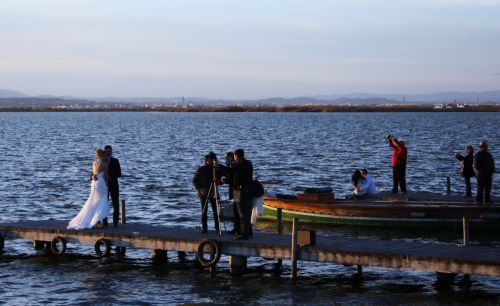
[1,112,499,304]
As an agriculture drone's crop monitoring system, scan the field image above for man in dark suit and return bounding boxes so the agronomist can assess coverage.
[474,141,495,204]
[233,148,254,240]
[104,145,122,227]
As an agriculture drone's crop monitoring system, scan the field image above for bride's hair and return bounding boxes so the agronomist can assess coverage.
[95,149,106,158]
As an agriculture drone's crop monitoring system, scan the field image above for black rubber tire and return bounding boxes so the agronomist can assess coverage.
[50,236,67,255]
[94,238,111,257]
[196,239,221,268]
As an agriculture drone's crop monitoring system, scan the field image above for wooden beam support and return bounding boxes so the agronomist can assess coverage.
[152,249,168,263]
[33,240,45,250]
[229,255,247,275]
[276,208,283,269]
[463,216,469,247]
[291,218,299,282]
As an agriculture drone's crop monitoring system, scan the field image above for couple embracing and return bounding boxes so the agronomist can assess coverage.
[351,168,377,198]
[67,145,122,230]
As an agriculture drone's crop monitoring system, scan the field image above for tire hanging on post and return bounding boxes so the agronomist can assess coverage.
[196,239,221,268]
[50,236,67,255]
[94,238,111,257]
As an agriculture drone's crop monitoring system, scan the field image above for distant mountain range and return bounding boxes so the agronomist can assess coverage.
[1,88,500,106]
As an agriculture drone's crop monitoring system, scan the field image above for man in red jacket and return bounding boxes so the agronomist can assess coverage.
[388,135,407,193]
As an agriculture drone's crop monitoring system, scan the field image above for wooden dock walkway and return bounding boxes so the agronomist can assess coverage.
[1,220,500,278]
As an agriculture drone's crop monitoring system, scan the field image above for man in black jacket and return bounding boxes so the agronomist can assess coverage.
[474,141,495,204]
[233,148,254,240]
[104,145,122,227]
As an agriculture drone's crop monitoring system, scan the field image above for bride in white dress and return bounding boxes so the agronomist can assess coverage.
[68,149,110,230]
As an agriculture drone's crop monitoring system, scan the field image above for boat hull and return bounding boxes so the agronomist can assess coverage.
[262,197,500,232]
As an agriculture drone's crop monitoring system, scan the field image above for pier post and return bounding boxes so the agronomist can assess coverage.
[0,236,4,252]
[229,255,247,275]
[120,200,126,225]
[116,247,127,258]
[446,177,451,196]
[291,218,299,282]
[436,272,456,288]
[463,216,469,247]
[152,249,168,263]
[277,208,283,234]
[33,240,45,250]
[357,265,363,276]
[177,251,186,263]
[277,208,283,269]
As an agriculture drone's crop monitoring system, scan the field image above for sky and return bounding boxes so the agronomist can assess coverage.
[1,0,500,99]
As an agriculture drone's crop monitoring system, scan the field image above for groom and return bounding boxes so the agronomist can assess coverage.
[103,145,122,227]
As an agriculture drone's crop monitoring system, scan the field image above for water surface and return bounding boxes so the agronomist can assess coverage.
[0,112,499,305]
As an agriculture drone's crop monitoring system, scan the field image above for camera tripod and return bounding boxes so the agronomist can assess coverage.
[200,165,226,235]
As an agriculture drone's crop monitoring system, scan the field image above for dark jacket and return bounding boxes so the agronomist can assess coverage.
[218,164,234,199]
[455,152,475,177]
[192,164,223,197]
[233,158,253,189]
[108,157,122,189]
[474,150,495,177]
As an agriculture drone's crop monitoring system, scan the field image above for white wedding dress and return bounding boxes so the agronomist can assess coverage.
[67,171,110,230]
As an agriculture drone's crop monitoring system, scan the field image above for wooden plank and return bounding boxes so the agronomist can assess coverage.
[2,220,500,277]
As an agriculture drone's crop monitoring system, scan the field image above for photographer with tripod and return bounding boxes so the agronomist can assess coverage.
[192,152,223,234]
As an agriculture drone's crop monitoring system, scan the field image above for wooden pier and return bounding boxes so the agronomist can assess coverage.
[1,219,500,279]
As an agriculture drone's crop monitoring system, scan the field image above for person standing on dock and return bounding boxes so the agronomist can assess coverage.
[474,141,495,204]
[104,145,122,227]
[453,145,475,198]
[193,152,222,233]
[68,149,110,230]
[222,151,241,235]
[233,148,254,240]
[387,135,407,194]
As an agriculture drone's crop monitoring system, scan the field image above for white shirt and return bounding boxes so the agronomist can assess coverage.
[355,175,377,196]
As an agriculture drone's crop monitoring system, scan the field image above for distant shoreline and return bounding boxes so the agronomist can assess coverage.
[1,104,499,112]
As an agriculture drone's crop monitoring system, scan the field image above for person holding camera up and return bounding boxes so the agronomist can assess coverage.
[232,148,254,240]
[387,134,408,194]
[453,145,475,198]
[192,152,222,233]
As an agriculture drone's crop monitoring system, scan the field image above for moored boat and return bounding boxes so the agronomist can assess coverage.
[262,192,500,232]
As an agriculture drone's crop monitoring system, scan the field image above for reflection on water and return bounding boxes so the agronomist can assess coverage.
[0,112,499,304]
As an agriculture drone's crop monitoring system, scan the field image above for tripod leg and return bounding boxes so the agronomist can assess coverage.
[200,184,213,232]
[213,183,224,236]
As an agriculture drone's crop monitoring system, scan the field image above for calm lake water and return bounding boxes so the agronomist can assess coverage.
[0,112,499,305]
